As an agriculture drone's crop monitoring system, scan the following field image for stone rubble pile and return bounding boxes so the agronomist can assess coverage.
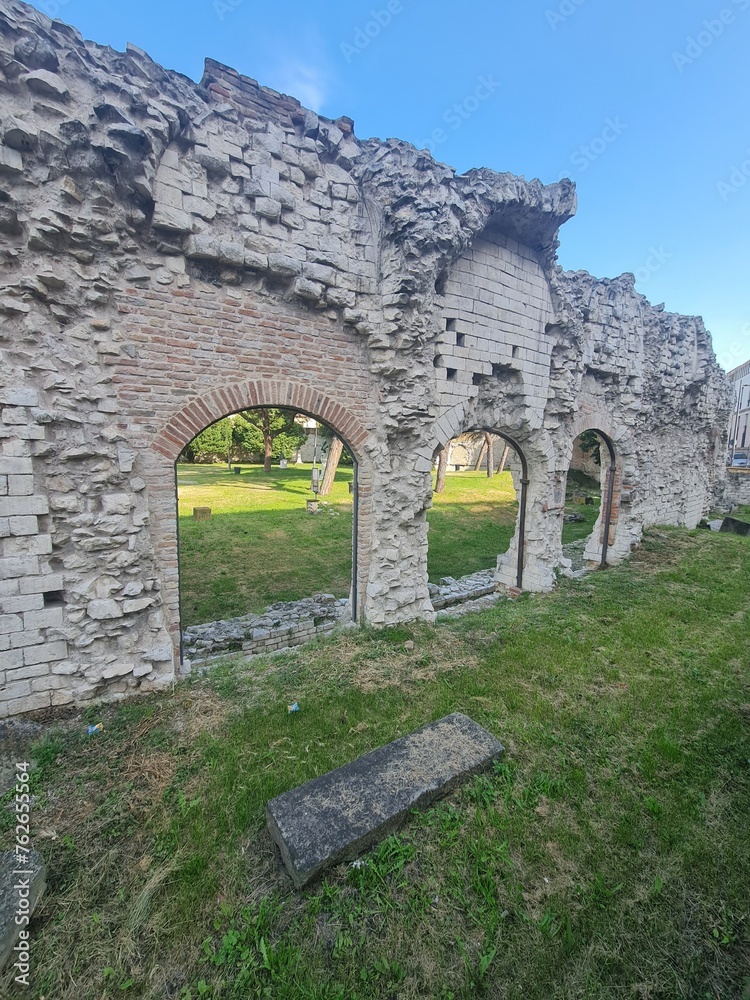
[429,570,497,610]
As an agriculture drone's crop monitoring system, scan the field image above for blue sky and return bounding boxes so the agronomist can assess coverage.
[32,0,750,370]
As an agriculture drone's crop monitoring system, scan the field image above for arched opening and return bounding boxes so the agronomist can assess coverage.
[562,430,617,570]
[428,429,529,608]
[146,379,373,671]
[174,405,360,662]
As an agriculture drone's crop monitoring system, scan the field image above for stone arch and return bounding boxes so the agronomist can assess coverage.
[143,379,375,666]
[564,412,626,567]
[568,410,627,456]
[426,404,537,595]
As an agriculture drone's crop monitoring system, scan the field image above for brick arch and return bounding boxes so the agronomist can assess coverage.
[151,379,372,462]
[144,378,374,659]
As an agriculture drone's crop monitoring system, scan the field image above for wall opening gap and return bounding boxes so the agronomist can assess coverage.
[175,405,358,663]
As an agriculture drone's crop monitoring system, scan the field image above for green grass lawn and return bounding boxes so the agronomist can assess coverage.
[3,527,748,999]
[177,464,355,625]
[178,465,528,625]
[426,469,518,583]
[177,464,598,626]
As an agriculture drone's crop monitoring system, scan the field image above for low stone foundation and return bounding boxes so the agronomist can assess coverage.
[182,594,350,664]
[429,570,497,610]
[184,570,512,662]
[726,470,750,507]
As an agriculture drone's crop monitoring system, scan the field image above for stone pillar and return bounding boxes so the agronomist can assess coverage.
[0,386,68,718]
[496,462,565,593]
[364,449,436,625]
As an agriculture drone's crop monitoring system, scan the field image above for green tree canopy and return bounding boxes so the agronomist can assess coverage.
[186,418,232,462]
[234,409,306,468]
[578,430,602,466]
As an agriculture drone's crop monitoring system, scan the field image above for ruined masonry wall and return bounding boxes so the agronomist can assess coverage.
[1,388,67,713]
[437,233,554,416]
[726,471,750,507]
[0,0,733,719]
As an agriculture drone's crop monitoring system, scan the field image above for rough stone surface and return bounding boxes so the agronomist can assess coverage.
[0,0,733,718]
[0,850,45,971]
[184,575,510,661]
[0,720,42,795]
[430,569,496,610]
[183,594,350,662]
[725,471,750,507]
[266,713,504,887]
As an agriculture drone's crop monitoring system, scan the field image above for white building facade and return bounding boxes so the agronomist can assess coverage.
[728,360,750,464]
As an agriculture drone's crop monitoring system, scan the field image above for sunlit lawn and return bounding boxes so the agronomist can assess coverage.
[178,464,532,626]
[177,463,355,626]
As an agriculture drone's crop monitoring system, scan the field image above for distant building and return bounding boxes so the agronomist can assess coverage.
[728,360,750,464]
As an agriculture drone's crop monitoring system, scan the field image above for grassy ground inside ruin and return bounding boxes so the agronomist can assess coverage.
[2,526,749,999]
[177,464,597,626]
[177,464,523,625]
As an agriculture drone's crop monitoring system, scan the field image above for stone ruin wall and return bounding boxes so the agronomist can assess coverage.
[726,471,750,506]
[0,0,733,718]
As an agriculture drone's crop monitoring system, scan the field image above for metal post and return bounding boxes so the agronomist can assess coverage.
[492,432,528,591]
[174,460,184,666]
[352,460,359,623]
[516,477,529,590]
[600,434,617,569]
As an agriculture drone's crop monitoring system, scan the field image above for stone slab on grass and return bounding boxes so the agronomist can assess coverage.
[266,713,504,888]
[0,850,46,972]
[720,515,750,537]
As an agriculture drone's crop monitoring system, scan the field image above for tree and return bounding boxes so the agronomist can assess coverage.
[319,436,344,496]
[497,442,511,475]
[485,432,494,478]
[189,418,233,464]
[578,430,602,466]
[233,408,306,472]
[435,445,450,494]
[473,438,487,471]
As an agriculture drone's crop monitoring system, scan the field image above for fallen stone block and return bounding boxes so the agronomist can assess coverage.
[266,713,504,888]
[720,516,750,537]
[1,850,46,972]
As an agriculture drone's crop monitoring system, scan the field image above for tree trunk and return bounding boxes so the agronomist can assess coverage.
[486,433,494,477]
[474,440,488,471]
[319,436,344,496]
[497,443,511,475]
[261,409,273,474]
[435,445,449,494]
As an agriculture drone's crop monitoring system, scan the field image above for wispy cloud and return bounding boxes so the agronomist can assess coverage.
[275,59,327,112]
